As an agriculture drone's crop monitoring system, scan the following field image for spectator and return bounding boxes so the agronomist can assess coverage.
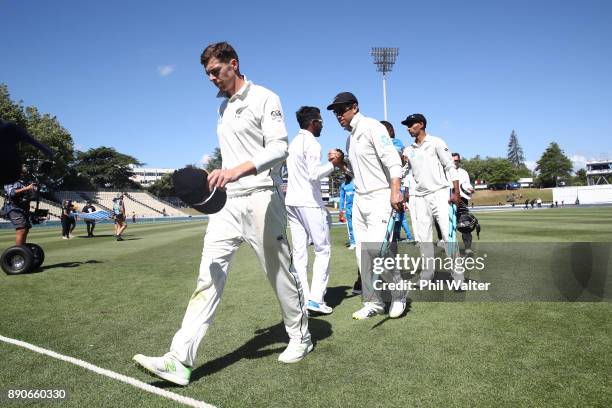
[61,200,73,239]
[82,200,97,237]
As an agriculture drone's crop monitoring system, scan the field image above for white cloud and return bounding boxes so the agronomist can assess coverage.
[570,154,587,171]
[157,65,175,77]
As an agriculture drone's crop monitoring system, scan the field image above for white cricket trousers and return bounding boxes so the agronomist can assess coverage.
[286,205,331,304]
[352,189,402,311]
[410,188,464,282]
[169,189,310,367]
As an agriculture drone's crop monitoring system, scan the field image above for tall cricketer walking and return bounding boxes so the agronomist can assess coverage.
[133,42,311,386]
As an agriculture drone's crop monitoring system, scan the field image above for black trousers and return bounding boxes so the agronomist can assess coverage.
[61,216,71,237]
[86,221,95,236]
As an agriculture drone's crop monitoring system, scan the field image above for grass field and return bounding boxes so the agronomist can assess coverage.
[1,207,611,407]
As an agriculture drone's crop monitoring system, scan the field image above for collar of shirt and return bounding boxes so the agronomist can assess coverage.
[349,112,363,134]
[216,76,251,100]
[298,128,315,139]
[411,133,430,148]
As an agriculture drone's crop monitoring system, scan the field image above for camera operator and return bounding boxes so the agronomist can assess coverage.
[2,166,36,246]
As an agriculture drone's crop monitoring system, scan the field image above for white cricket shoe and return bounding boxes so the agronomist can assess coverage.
[278,340,313,363]
[133,354,191,386]
[352,306,383,320]
[307,300,333,315]
[348,244,356,250]
[389,294,407,318]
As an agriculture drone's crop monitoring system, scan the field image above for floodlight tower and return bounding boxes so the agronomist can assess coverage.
[371,47,399,120]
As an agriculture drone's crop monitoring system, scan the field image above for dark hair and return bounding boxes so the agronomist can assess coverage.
[296,106,321,129]
[452,152,461,159]
[344,173,353,183]
[200,42,239,66]
[380,120,395,138]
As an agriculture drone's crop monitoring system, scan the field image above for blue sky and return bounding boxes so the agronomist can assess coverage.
[2,0,611,171]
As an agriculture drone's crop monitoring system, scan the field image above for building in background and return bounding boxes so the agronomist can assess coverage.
[129,166,175,186]
[586,160,612,185]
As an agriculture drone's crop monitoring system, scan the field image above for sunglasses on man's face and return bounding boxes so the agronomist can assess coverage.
[332,105,353,116]
[312,119,323,125]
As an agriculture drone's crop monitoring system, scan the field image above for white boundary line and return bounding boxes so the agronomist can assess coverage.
[0,334,215,408]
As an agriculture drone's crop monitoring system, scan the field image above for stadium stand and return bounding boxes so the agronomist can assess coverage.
[54,191,188,218]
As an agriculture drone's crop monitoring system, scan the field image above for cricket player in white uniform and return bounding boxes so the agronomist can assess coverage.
[134,42,311,386]
[401,113,464,284]
[452,152,475,254]
[327,92,406,320]
[285,106,334,315]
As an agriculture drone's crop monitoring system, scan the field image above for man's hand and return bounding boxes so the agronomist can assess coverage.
[390,178,403,212]
[207,168,240,190]
[207,161,257,190]
[328,149,344,167]
[449,191,461,207]
[390,188,404,212]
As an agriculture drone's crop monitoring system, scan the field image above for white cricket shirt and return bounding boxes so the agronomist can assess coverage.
[456,167,474,200]
[216,79,288,196]
[402,134,459,196]
[345,113,402,194]
[285,129,334,207]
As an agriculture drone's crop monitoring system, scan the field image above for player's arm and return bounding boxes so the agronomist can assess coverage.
[371,125,403,211]
[435,139,460,205]
[306,141,333,181]
[9,184,35,197]
[208,93,288,190]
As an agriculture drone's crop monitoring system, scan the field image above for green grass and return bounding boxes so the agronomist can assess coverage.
[0,208,611,407]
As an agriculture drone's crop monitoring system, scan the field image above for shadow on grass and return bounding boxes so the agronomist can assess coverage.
[325,285,351,308]
[75,234,116,238]
[184,318,333,382]
[41,260,104,271]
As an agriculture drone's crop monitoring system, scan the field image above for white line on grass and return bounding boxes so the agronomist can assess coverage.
[0,334,215,408]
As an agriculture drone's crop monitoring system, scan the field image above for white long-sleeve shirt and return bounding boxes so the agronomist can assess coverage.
[216,79,288,196]
[285,129,334,207]
[457,167,474,200]
[402,134,459,196]
[345,113,402,194]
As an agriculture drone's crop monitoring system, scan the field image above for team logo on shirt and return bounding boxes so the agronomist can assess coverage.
[270,110,282,119]
[234,106,247,118]
[380,134,392,146]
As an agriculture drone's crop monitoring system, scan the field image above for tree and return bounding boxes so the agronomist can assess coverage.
[0,83,27,128]
[461,155,486,182]
[147,173,175,197]
[328,168,345,197]
[507,130,526,168]
[1,83,76,189]
[23,106,75,188]
[461,156,517,184]
[535,142,573,187]
[487,158,518,184]
[205,147,223,172]
[73,147,143,189]
[573,168,587,186]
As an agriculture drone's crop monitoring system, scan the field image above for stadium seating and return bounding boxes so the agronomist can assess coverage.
[53,191,188,218]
